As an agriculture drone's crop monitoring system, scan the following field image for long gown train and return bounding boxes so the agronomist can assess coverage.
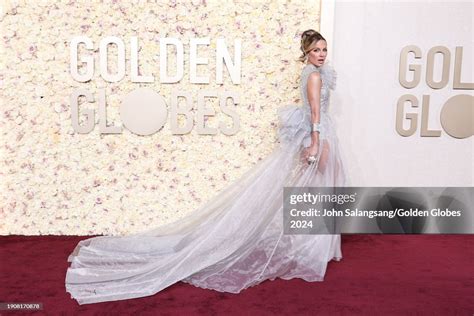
[65,62,346,305]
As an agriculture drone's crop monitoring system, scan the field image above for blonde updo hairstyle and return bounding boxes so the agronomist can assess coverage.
[299,29,326,63]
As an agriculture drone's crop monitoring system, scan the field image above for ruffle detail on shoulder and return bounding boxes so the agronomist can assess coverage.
[277,104,311,148]
[320,62,337,90]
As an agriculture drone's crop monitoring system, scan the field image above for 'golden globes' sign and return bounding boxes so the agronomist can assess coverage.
[69,36,242,136]
[396,45,473,139]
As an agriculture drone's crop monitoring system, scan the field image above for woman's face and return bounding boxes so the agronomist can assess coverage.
[307,39,327,67]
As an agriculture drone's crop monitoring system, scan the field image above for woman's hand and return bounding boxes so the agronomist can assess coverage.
[303,141,319,165]
[308,142,319,157]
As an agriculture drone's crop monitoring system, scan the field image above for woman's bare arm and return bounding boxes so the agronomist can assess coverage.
[307,72,322,147]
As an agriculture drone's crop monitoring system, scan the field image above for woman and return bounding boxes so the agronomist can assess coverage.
[65,29,347,305]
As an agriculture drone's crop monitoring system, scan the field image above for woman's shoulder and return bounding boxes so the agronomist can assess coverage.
[302,62,337,90]
[300,64,320,84]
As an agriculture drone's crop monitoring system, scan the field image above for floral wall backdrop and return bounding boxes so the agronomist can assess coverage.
[0,0,321,235]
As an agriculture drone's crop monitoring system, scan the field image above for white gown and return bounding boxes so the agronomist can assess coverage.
[65,62,347,305]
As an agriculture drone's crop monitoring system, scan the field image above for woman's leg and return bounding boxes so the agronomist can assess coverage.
[317,139,330,174]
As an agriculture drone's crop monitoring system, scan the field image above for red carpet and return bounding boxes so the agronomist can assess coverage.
[1,235,472,315]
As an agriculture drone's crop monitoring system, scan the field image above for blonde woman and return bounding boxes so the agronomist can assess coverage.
[66,29,347,305]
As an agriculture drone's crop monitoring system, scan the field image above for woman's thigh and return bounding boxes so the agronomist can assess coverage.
[318,139,330,174]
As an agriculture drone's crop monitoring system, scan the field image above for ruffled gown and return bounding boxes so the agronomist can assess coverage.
[65,62,347,305]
